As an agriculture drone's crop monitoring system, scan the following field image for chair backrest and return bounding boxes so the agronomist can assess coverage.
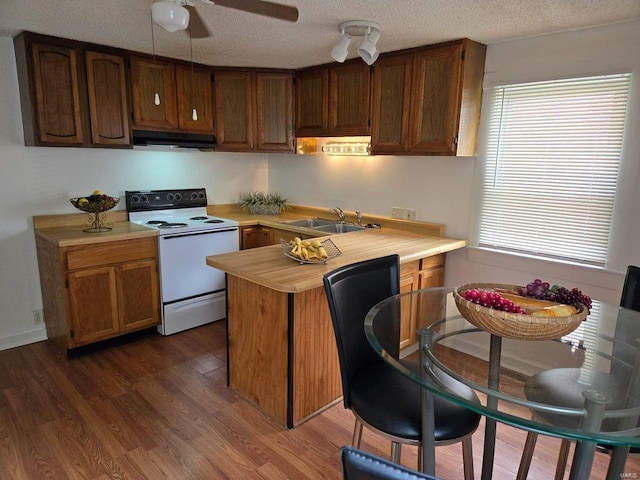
[323,255,400,409]
[341,446,441,480]
[621,265,640,312]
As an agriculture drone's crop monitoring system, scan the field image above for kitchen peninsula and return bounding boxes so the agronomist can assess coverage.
[206,209,467,427]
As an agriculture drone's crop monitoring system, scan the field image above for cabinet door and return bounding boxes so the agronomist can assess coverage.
[67,266,119,346]
[295,67,328,137]
[409,43,463,155]
[214,71,254,150]
[241,226,272,249]
[176,64,214,133]
[117,259,160,332]
[371,53,413,154]
[130,55,178,130]
[399,261,420,350]
[329,62,371,135]
[85,51,131,146]
[31,42,85,145]
[256,72,294,152]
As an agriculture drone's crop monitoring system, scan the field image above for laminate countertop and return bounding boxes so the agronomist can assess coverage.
[206,228,467,293]
[34,222,158,247]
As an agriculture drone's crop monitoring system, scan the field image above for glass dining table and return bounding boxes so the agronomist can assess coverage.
[364,287,640,480]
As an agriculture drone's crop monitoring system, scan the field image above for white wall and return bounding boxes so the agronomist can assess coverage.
[0,38,269,349]
[270,21,640,305]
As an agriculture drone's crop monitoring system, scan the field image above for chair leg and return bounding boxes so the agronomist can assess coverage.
[554,439,571,480]
[352,420,363,448]
[418,445,423,472]
[462,436,475,480]
[516,431,538,480]
[391,441,402,464]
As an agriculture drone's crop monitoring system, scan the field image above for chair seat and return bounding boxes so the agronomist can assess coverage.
[525,367,630,429]
[350,359,480,442]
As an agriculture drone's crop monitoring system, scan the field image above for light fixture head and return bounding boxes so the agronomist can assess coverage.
[330,34,352,63]
[331,20,381,65]
[357,30,380,65]
[151,1,190,33]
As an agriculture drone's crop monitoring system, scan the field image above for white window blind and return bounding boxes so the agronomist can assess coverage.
[479,74,631,265]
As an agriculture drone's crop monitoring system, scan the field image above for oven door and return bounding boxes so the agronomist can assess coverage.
[158,228,238,303]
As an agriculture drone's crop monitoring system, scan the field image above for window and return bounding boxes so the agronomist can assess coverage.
[479,73,631,266]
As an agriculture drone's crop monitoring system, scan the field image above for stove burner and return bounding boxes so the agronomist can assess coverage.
[147,220,168,225]
[190,216,209,220]
[157,222,189,228]
[205,219,224,224]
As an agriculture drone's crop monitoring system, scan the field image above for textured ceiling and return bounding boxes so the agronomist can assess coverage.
[1,0,639,69]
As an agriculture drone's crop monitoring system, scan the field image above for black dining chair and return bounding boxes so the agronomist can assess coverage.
[323,254,480,479]
[341,445,442,480]
[517,265,640,480]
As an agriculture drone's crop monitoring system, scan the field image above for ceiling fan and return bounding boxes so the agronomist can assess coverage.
[151,0,299,39]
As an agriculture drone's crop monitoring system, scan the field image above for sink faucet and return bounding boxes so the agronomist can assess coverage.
[356,210,362,226]
[331,207,345,223]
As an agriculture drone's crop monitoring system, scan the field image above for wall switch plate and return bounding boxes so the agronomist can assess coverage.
[32,309,44,325]
[405,208,417,221]
[391,207,405,219]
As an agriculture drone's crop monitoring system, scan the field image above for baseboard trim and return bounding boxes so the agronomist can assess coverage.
[0,327,47,351]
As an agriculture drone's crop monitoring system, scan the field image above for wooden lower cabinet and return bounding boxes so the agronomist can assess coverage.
[240,225,272,249]
[36,236,160,353]
[399,254,446,349]
[240,225,315,249]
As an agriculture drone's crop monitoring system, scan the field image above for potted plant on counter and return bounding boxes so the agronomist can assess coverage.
[239,191,290,215]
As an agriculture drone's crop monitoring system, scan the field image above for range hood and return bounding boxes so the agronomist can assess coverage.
[132,130,217,149]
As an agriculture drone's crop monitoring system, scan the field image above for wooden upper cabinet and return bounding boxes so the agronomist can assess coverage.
[371,39,486,156]
[295,62,371,137]
[329,62,371,135]
[175,64,214,133]
[130,55,178,130]
[30,42,85,146]
[370,53,413,154]
[295,67,329,136]
[256,72,294,152]
[214,70,254,150]
[409,43,464,155]
[85,51,131,146]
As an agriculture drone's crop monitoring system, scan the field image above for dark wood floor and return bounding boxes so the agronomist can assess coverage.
[1,321,638,479]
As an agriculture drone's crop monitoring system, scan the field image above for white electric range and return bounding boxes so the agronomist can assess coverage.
[126,188,239,335]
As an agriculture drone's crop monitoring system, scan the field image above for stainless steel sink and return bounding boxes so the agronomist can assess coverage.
[311,223,366,234]
[280,217,336,228]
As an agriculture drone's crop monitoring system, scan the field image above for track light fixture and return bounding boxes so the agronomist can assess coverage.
[330,21,381,65]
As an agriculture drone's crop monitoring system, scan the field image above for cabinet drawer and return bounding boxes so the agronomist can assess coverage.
[420,254,445,270]
[66,237,157,270]
[400,260,419,278]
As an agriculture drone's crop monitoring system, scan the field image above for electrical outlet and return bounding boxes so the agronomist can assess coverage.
[405,208,417,221]
[32,309,44,325]
[391,207,405,219]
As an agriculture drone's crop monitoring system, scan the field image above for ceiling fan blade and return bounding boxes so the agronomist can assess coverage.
[212,0,299,22]
[186,5,212,38]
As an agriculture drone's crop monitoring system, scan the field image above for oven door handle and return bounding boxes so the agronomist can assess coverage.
[160,228,238,240]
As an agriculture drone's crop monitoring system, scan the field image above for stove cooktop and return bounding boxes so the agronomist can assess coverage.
[126,189,238,235]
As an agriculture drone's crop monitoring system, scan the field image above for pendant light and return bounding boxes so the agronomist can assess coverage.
[150,12,161,106]
[189,24,198,122]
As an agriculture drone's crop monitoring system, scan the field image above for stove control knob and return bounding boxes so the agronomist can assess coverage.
[198,191,206,200]
[130,194,140,204]
[140,195,149,203]
[167,193,174,201]
[190,191,198,200]
[175,193,182,201]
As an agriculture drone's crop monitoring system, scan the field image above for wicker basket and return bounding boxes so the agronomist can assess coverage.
[453,283,588,341]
